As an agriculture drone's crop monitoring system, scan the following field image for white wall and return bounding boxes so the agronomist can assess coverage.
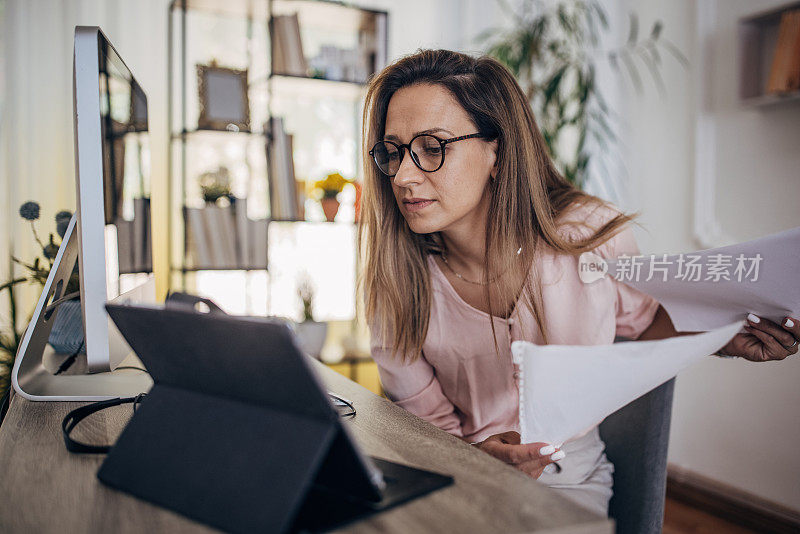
[358,0,505,58]
[617,0,800,511]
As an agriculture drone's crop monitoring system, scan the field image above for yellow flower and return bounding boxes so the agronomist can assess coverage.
[313,172,352,199]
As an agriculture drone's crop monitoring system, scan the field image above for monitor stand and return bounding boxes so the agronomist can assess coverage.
[12,215,153,401]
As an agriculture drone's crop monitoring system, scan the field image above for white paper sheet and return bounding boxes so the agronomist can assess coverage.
[511,321,743,446]
[600,226,800,332]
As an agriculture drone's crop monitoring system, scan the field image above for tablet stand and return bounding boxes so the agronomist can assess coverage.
[98,297,452,533]
[99,381,452,533]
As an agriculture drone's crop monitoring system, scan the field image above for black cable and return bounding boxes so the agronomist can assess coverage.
[54,339,85,375]
[0,388,10,428]
[62,393,147,454]
[132,392,147,412]
[44,290,81,316]
[43,288,84,376]
[328,393,356,418]
[114,366,148,373]
[62,390,351,456]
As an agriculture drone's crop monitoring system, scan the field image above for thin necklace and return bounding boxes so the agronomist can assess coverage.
[440,247,522,286]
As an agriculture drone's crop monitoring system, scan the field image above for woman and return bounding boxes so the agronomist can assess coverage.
[358,49,798,515]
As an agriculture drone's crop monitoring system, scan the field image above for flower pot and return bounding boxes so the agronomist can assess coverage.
[320,197,340,222]
[295,320,328,359]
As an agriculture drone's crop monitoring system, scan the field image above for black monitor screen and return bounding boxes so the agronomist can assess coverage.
[97,38,152,288]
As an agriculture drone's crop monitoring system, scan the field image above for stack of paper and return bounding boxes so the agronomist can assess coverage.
[603,226,800,331]
[514,226,799,447]
[511,321,743,446]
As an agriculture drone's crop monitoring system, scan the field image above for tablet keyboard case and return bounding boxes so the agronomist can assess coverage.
[100,297,452,533]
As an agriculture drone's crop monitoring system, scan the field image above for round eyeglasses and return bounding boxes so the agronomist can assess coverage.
[369,132,484,178]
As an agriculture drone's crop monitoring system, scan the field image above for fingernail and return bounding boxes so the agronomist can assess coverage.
[539,445,556,456]
[786,319,795,328]
[543,464,557,475]
[550,450,566,461]
[747,313,760,324]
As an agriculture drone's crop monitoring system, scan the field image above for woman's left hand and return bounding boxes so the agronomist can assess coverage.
[718,314,799,362]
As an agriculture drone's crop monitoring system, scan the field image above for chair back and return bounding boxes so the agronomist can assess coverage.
[599,378,675,534]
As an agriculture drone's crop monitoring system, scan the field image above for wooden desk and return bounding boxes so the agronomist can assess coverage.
[0,361,612,533]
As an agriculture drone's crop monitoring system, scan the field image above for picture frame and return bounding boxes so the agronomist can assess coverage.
[196,63,250,132]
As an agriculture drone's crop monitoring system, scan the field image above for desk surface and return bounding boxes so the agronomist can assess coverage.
[0,361,611,533]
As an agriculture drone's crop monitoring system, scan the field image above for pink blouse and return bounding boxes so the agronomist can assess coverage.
[370,202,661,443]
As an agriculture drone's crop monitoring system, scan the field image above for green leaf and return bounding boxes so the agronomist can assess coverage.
[619,48,643,94]
[543,65,569,107]
[0,277,27,293]
[591,1,609,30]
[661,38,690,69]
[627,12,639,45]
[481,0,682,191]
[577,126,587,151]
[557,4,570,31]
[475,27,500,45]
[640,46,666,97]
[581,2,600,47]
[646,41,661,65]
[608,51,619,71]
[497,0,516,17]
[651,20,663,40]
[588,110,617,141]
[577,152,589,171]
[594,87,609,113]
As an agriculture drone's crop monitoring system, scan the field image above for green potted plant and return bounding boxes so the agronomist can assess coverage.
[479,0,686,189]
[198,166,233,205]
[294,275,327,359]
[1,203,78,398]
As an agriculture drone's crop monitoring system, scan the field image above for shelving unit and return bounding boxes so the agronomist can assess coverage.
[739,2,800,107]
[167,0,387,318]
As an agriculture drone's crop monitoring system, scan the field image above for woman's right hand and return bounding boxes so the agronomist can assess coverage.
[473,431,565,479]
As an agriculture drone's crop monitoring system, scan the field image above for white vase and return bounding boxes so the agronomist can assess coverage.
[295,320,328,359]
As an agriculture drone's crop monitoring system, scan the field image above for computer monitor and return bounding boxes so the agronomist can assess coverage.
[12,26,154,400]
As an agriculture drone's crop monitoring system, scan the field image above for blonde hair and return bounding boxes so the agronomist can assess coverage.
[359,50,636,362]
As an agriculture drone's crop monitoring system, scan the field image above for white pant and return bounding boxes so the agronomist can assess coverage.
[537,426,614,516]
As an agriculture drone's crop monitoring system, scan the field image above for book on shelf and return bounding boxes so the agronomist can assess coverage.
[185,204,269,271]
[375,13,388,74]
[270,13,307,77]
[249,218,269,270]
[185,207,213,269]
[234,197,250,269]
[270,16,286,74]
[210,205,239,269]
[185,206,237,270]
[202,206,226,269]
[115,218,135,274]
[133,197,152,273]
[286,136,305,217]
[266,117,300,221]
[766,10,800,94]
